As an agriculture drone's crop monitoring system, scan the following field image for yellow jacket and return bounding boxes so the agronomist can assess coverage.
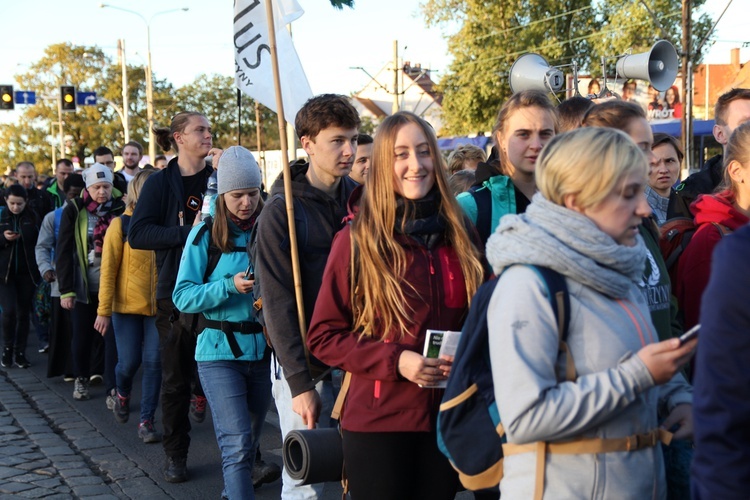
[97,208,157,317]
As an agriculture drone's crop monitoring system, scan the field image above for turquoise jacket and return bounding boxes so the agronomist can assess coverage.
[173,219,266,362]
[456,175,517,239]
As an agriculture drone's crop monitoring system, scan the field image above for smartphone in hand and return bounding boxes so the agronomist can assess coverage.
[244,265,254,280]
[678,324,700,345]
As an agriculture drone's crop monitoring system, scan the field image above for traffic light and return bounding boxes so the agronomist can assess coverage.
[0,85,13,110]
[61,85,76,111]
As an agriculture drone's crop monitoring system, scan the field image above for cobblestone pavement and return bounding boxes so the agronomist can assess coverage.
[0,367,166,499]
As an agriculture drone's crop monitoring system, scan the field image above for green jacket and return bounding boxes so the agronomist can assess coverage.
[637,222,681,341]
[46,181,64,209]
[57,197,125,303]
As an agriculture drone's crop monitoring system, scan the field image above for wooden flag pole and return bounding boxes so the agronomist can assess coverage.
[263,0,311,361]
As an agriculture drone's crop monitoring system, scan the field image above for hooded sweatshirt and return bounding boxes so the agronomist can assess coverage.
[252,160,357,397]
[485,194,692,500]
[674,190,749,330]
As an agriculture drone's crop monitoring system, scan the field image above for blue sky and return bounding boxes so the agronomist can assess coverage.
[0,0,747,124]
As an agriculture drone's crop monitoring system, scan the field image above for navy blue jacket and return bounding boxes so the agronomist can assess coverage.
[128,157,213,300]
[692,223,750,499]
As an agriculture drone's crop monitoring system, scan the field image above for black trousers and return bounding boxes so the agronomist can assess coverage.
[70,295,115,387]
[156,298,201,459]
[0,277,36,354]
[342,430,459,500]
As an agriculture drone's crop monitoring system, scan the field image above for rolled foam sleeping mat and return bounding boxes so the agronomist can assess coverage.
[282,428,343,485]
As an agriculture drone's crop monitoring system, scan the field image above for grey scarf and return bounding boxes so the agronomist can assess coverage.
[485,193,646,299]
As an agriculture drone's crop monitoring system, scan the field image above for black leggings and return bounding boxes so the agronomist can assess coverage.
[342,430,459,500]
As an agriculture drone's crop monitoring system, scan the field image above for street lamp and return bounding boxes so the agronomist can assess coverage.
[99,3,189,162]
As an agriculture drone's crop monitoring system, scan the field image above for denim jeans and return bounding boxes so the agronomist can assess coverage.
[112,313,162,422]
[199,357,272,500]
[271,355,337,500]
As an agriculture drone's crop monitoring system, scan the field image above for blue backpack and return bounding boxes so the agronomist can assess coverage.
[436,265,570,491]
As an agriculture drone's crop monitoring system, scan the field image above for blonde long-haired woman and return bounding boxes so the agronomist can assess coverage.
[307,111,485,500]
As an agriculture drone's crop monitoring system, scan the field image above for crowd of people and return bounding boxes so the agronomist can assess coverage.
[1,86,749,500]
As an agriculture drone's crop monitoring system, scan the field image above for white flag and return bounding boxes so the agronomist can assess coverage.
[234,0,313,125]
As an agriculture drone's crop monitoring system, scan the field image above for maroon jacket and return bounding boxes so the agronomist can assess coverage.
[675,190,749,330]
[307,224,470,433]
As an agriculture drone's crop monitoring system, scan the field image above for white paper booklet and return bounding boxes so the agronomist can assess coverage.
[420,329,461,388]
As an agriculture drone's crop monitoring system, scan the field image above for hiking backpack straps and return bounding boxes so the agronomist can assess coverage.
[120,214,131,242]
[659,217,733,283]
[436,264,571,492]
[183,216,253,358]
[470,187,492,243]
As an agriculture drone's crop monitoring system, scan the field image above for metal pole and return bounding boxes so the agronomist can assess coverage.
[392,40,399,114]
[120,39,130,144]
[50,123,57,166]
[681,0,692,171]
[57,95,65,160]
[145,24,155,162]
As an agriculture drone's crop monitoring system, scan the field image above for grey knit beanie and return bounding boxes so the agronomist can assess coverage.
[83,163,114,188]
[217,146,261,195]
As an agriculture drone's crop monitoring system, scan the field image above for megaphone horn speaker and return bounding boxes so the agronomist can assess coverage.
[615,40,679,92]
[509,53,565,94]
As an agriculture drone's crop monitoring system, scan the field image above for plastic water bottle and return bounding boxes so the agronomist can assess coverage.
[201,170,218,218]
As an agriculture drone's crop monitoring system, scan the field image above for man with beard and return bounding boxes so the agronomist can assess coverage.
[121,141,144,183]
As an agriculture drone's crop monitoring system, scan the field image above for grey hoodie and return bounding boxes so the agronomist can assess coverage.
[486,195,692,499]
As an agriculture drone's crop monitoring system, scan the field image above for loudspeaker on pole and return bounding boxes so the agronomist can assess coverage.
[509,53,565,94]
[615,40,679,92]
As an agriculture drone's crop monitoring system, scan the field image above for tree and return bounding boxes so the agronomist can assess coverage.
[1,43,112,173]
[172,74,280,151]
[423,0,713,135]
[0,42,175,173]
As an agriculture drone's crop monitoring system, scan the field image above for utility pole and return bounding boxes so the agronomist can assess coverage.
[57,94,65,160]
[681,0,693,171]
[392,40,399,114]
[118,39,130,143]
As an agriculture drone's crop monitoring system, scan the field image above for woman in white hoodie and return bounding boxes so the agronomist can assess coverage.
[485,127,695,499]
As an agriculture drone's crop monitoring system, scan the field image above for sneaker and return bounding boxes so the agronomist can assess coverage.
[138,420,162,444]
[63,375,75,382]
[113,392,130,423]
[163,456,188,483]
[89,374,103,386]
[105,389,117,411]
[73,377,90,401]
[252,458,282,488]
[38,343,49,354]
[1,348,12,368]
[14,352,30,369]
[189,395,207,423]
